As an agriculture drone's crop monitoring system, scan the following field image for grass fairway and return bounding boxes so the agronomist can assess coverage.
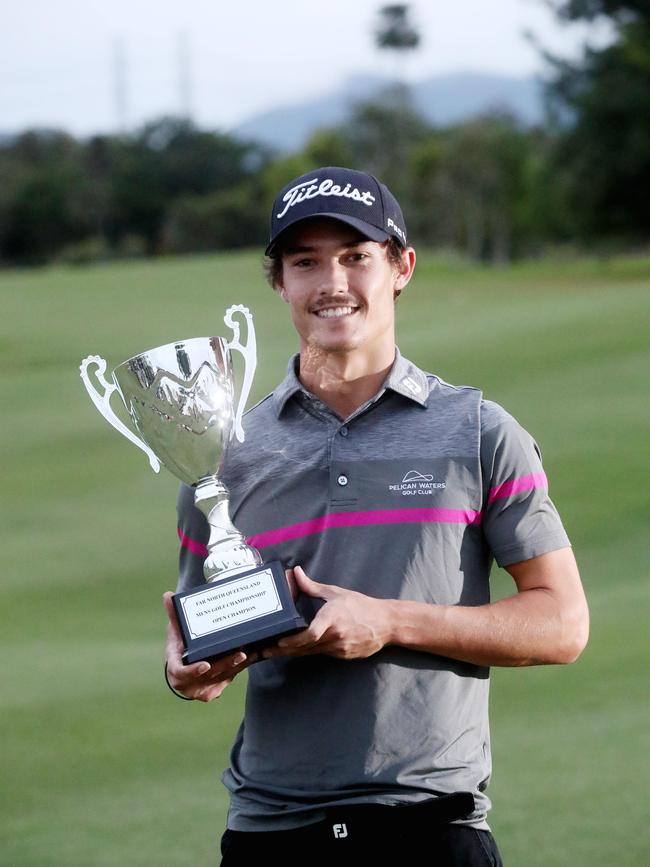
[1,250,648,866]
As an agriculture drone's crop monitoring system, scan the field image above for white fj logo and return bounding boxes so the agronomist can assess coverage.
[332,822,348,839]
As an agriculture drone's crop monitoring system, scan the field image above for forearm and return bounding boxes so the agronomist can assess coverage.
[261,553,588,666]
[385,588,588,667]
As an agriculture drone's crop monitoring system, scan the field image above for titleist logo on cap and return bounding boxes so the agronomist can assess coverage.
[276,178,376,219]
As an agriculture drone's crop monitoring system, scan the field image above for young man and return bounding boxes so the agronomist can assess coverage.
[164,167,589,866]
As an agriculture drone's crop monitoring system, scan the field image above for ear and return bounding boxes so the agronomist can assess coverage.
[394,247,416,298]
[274,262,288,300]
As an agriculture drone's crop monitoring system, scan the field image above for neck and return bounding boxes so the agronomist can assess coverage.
[298,344,396,419]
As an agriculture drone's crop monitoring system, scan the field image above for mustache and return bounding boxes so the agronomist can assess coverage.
[311,298,360,312]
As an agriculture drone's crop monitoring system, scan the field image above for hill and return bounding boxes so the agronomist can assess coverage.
[234,71,545,151]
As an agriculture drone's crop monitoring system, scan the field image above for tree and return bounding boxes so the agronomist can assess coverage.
[410,115,532,262]
[167,182,267,252]
[548,1,645,22]
[375,5,420,53]
[107,117,269,255]
[0,130,90,264]
[343,88,430,206]
[544,1,650,240]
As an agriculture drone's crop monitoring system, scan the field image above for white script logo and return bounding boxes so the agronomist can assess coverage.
[389,470,446,497]
[332,823,348,839]
[276,178,376,219]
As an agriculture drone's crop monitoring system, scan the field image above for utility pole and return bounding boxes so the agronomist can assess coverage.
[177,31,193,121]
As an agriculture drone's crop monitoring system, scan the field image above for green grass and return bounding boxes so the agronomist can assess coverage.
[1,250,649,865]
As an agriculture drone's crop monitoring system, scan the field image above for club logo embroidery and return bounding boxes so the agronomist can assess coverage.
[402,470,433,483]
[389,470,446,496]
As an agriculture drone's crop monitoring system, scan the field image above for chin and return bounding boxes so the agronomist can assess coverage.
[306,336,360,355]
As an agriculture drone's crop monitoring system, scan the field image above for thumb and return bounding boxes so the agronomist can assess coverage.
[293,565,335,599]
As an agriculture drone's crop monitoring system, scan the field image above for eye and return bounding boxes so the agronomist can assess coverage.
[346,252,369,263]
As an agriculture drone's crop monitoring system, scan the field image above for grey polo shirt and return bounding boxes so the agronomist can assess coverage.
[176,349,570,832]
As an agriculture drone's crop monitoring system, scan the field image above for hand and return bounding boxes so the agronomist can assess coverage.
[262,566,392,661]
[163,591,256,702]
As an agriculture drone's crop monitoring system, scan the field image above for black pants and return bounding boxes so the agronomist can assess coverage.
[220,795,503,866]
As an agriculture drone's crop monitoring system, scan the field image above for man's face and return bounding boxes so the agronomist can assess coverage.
[277,218,414,359]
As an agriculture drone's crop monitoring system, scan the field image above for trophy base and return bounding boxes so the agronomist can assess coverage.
[172,559,307,665]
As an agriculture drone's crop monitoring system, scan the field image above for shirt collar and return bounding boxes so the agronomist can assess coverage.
[383,348,429,406]
[271,348,429,417]
[271,354,305,416]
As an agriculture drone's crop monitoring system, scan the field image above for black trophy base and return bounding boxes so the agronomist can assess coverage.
[172,559,307,665]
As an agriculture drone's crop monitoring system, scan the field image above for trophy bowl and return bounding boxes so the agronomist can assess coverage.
[111,336,235,485]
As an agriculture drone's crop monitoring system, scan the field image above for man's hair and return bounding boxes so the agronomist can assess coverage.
[263,235,406,290]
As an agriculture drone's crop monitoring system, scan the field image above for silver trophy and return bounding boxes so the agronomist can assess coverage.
[80,305,305,664]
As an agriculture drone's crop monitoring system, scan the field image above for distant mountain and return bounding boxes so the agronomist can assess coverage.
[234,72,546,152]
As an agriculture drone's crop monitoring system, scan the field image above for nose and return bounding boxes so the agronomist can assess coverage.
[316,257,348,296]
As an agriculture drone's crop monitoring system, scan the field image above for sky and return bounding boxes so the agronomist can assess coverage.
[1,0,611,137]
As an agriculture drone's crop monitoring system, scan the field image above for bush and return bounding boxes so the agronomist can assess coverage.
[167,184,267,253]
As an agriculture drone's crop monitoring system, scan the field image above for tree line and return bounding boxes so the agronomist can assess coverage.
[1,0,647,266]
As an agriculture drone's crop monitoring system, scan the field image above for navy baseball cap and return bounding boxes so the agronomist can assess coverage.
[265,166,408,256]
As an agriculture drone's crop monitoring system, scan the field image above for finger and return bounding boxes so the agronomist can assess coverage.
[196,676,235,702]
[213,650,249,673]
[200,650,250,678]
[264,616,330,657]
[293,565,337,599]
[166,656,209,685]
[276,627,323,650]
[169,650,247,685]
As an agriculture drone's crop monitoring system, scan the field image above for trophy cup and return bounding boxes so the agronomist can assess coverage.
[79,305,306,664]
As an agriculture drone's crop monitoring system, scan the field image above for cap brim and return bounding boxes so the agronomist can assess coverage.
[265,213,391,257]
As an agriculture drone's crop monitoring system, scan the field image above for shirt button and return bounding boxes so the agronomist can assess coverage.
[339,426,348,437]
[337,474,348,487]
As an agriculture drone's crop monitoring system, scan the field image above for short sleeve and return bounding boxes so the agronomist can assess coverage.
[176,482,208,592]
[480,401,571,567]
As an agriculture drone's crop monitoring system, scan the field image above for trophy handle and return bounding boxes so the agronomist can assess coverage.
[223,305,257,443]
[79,355,162,472]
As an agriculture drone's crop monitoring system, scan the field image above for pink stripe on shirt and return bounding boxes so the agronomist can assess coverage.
[179,477,546,556]
[177,527,209,557]
[246,507,482,550]
[488,472,548,504]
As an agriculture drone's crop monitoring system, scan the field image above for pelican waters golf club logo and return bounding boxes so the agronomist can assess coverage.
[389,470,446,497]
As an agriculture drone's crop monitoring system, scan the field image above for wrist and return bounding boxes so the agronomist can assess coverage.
[385,599,447,652]
[381,598,402,647]
[164,660,193,701]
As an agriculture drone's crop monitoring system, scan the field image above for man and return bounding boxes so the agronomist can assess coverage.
[164,167,589,866]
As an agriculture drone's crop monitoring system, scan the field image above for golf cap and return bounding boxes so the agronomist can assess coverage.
[265,166,408,256]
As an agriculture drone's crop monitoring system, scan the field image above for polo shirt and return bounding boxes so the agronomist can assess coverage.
[176,349,570,832]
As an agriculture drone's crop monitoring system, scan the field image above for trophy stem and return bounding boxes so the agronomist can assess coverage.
[194,476,262,582]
